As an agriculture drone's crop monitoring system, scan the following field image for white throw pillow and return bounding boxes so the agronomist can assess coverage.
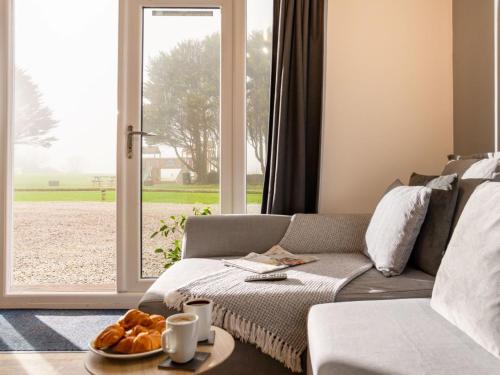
[364,182,432,277]
[431,182,500,358]
[462,157,500,179]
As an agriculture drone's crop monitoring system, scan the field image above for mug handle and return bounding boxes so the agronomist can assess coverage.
[162,328,175,354]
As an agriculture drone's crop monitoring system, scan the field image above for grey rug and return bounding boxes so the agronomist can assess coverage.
[0,309,126,351]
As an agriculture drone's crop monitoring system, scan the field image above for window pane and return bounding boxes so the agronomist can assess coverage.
[141,8,221,278]
[12,0,118,291]
[246,0,273,213]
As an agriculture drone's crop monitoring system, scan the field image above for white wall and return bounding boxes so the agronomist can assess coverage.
[318,0,454,214]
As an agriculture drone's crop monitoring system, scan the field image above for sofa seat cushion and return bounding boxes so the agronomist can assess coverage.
[139,258,435,315]
[335,267,434,302]
[139,258,227,315]
[307,299,500,375]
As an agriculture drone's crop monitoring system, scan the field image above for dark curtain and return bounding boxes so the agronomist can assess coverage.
[261,0,325,215]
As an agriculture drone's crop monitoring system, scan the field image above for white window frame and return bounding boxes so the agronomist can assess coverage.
[0,0,246,308]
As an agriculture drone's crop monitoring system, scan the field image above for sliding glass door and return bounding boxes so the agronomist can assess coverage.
[0,0,272,306]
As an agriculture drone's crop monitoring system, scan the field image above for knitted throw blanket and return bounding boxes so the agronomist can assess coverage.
[164,253,372,372]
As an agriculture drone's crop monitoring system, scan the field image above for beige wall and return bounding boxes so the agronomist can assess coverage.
[318,0,454,214]
[453,0,495,155]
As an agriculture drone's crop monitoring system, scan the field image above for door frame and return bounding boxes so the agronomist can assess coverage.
[0,0,246,307]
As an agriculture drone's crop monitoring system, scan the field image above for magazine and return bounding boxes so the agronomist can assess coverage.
[222,245,318,274]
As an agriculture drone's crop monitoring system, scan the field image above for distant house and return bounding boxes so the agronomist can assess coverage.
[142,146,192,185]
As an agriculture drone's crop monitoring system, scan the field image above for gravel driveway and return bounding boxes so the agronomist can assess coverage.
[12,202,260,290]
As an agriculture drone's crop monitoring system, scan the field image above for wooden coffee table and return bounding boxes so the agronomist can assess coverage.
[84,326,234,374]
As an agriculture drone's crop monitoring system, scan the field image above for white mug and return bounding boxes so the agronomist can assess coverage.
[162,313,199,363]
[183,299,213,341]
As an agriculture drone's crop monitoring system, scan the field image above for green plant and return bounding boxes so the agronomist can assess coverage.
[151,207,212,269]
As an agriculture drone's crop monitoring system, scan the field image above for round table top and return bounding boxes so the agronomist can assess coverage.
[85,326,234,375]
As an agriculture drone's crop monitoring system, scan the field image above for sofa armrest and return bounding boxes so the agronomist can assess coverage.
[182,214,292,259]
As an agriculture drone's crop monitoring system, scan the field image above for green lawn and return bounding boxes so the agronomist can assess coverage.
[13,174,263,204]
[14,174,106,189]
[14,190,262,204]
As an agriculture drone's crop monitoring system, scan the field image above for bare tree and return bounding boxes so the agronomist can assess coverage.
[14,68,57,147]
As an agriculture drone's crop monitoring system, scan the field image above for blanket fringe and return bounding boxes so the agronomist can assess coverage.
[164,290,303,372]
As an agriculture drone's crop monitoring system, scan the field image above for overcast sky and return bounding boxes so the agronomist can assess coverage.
[14,0,272,175]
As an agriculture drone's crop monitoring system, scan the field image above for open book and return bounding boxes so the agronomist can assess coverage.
[223,245,318,274]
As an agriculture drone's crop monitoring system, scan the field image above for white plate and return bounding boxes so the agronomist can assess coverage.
[89,340,164,359]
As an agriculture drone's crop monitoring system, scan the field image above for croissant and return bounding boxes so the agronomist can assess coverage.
[94,323,125,350]
[112,336,135,354]
[126,325,149,337]
[118,309,151,329]
[141,315,165,329]
[131,331,162,353]
[149,318,166,333]
[149,314,165,324]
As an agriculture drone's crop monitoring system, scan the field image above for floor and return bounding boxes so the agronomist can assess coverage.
[0,352,87,375]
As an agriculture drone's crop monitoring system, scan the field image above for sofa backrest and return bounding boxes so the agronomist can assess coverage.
[183,214,292,258]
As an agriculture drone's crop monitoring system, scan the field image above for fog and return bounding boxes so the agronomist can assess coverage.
[13,0,272,176]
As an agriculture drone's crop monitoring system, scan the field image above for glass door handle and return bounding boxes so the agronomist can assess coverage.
[127,125,156,159]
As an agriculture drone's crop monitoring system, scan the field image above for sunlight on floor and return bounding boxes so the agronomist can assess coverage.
[0,352,86,375]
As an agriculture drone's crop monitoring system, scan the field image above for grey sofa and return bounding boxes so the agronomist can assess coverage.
[139,214,435,375]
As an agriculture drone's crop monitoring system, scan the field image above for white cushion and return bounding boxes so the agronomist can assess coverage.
[462,158,500,179]
[431,182,500,359]
[364,183,431,276]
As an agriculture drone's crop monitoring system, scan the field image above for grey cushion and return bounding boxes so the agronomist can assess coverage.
[308,299,500,375]
[383,178,404,194]
[408,173,459,276]
[450,179,488,233]
[139,258,435,313]
[182,215,291,258]
[279,214,371,254]
[364,182,432,276]
[431,182,500,359]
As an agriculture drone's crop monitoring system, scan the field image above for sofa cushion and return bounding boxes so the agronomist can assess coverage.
[139,258,435,315]
[442,158,481,177]
[450,178,488,233]
[364,182,432,276]
[335,267,434,302]
[307,299,500,375]
[139,258,225,315]
[279,214,371,254]
[443,154,500,179]
[431,182,500,359]
[408,173,459,276]
[462,158,500,179]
